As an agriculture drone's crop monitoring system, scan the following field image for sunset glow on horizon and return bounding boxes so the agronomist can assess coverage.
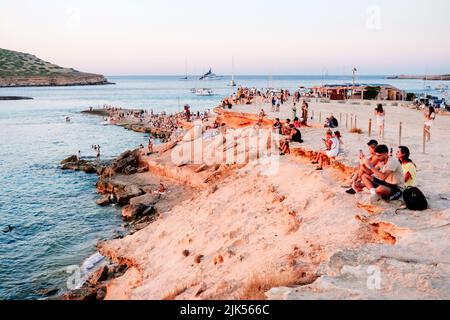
[1,0,449,75]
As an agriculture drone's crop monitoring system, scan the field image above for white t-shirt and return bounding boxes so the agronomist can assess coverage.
[326,137,340,157]
[380,158,404,187]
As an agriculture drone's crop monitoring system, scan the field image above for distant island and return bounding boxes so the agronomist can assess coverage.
[0,48,113,87]
[387,74,450,80]
[0,96,33,100]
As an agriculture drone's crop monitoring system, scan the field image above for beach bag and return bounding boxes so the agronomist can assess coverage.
[402,187,428,211]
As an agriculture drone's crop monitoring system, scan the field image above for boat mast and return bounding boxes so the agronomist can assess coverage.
[230,56,236,87]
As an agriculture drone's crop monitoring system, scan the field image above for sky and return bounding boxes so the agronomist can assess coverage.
[1,0,450,75]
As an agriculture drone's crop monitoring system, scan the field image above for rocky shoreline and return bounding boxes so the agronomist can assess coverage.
[58,140,194,299]
[82,108,177,141]
[0,74,114,88]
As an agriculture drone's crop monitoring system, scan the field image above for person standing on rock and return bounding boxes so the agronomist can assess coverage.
[77,150,81,161]
[147,137,154,155]
[96,145,101,162]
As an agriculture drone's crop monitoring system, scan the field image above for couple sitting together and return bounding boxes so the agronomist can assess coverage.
[346,140,417,202]
[273,118,303,156]
[311,129,343,170]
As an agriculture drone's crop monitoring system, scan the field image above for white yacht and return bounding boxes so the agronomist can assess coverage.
[194,88,214,96]
[436,84,449,92]
[199,68,222,81]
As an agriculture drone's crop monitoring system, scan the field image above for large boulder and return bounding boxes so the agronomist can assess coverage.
[62,288,97,300]
[122,203,155,221]
[60,155,78,165]
[121,193,158,220]
[110,149,141,174]
[96,195,111,206]
[88,265,108,286]
[114,184,143,205]
[123,165,138,175]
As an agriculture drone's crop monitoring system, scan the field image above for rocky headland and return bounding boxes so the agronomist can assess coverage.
[0,48,113,87]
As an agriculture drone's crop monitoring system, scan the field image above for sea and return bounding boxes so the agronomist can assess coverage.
[0,75,446,299]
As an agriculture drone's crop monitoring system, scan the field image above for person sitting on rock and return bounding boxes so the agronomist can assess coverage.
[273,118,282,134]
[361,144,404,202]
[153,183,167,198]
[282,119,291,135]
[397,146,417,188]
[324,114,338,128]
[311,129,339,170]
[293,117,302,129]
[346,139,379,194]
[279,124,303,156]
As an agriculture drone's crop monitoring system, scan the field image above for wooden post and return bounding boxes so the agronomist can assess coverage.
[350,114,353,130]
[423,125,426,154]
[319,112,322,124]
[368,118,372,137]
[398,122,402,146]
[312,110,314,121]
[346,114,348,128]
[355,115,357,129]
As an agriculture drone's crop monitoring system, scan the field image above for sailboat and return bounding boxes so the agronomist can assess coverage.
[179,59,190,81]
[229,57,236,87]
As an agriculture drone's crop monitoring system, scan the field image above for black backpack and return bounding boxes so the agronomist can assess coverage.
[401,187,428,211]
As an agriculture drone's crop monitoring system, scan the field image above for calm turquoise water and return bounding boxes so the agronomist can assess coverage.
[0,76,444,300]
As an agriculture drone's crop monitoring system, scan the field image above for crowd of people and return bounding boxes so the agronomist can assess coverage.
[273,117,304,156]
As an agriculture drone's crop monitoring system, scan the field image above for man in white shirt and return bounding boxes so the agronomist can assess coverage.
[361,144,404,201]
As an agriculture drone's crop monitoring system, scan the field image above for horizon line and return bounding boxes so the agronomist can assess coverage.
[105,74,395,77]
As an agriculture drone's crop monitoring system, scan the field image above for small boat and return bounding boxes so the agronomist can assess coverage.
[195,88,214,96]
[179,59,191,81]
[435,84,449,91]
[65,117,71,122]
[199,68,222,81]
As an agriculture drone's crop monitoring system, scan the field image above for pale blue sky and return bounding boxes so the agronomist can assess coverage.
[1,0,449,75]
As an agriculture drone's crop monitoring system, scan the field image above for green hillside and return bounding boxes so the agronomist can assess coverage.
[0,48,79,77]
